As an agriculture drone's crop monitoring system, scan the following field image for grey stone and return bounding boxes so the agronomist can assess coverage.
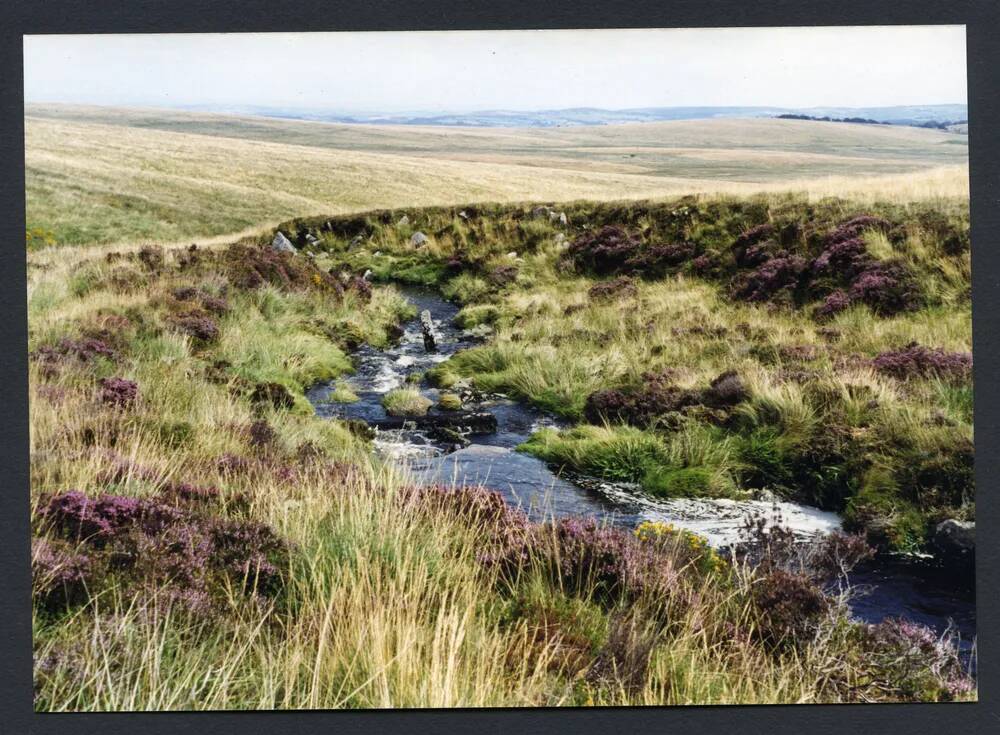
[410,231,429,247]
[397,215,410,226]
[934,519,975,553]
[420,309,437,351]
[271,231,296,253]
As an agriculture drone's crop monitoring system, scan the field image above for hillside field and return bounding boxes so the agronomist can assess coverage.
[25,104,968,246]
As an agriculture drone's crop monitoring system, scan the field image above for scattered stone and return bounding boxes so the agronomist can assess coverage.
[420,310,437,352]
[349,234,365,247]
[410,231,429,247]
[271,231,296,253]
[370,411,498,435]
[458,210,469,220]
[461,324,494,340]
[934,519,975,555]
[397,215,410,226]
[362,269,373,281]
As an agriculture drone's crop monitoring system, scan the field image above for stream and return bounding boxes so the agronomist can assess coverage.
[308,286,975,657]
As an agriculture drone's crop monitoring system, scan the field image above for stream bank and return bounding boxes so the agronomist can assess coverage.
[307,286,975,653]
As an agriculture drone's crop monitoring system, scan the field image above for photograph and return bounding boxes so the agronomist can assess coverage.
[23,25,976,710]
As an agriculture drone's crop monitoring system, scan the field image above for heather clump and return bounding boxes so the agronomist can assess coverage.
[871,342,972,381]
[730,517,878,651]
[487,264,519,287]
[751,568,829,650]
[584,370,747,428]
[815,289,852,319]
[201,295,230,315]
[136,245,164,272]
[811,237,869,278]
[225,243,344,294]
[827,215,893,244]
[846,261,921,314]
[806,218,921,316]
[731,223,774,258]
[34,489,289,616]
[249,381,296,410]
[850,618,974,702]
[584,374,689,428]
[588,276,638,301]
[565,226,643,275]
[97,377,138,408]
[31,337,116,374]
[171,286,199,301]
[730,254,809,303]
[344,274,373,302]
[247,419,278,451]
[168,310,220,345]
[625,241,696,274]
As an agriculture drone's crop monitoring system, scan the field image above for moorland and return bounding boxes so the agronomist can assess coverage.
[27,106,974,708]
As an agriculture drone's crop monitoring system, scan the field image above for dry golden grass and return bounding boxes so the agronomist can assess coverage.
[26,106,968,246]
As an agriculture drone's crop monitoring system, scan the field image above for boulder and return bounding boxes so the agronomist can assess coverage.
[420,309,437,351]
[397,215,410,226]
[410,231,429,247]
[271,231,296,253]
[934,519,975,554]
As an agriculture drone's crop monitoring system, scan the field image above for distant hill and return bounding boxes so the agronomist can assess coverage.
[24,105,968,245]
[176,103,969,129]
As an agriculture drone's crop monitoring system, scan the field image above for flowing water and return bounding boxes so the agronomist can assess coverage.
[308,286,975,653]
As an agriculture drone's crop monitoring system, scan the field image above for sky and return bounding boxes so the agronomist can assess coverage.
[23,26,967,113]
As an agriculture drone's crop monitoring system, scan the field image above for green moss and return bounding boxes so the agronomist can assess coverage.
[327,382,360,403]
[437,393,462,411]
[442,274,492,303]
[381,388,433,417]
[455,304,500,329]
[425,365,461,389]
[641,466,715,498]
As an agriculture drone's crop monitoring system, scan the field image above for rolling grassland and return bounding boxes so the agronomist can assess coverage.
[25,105,968,246]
